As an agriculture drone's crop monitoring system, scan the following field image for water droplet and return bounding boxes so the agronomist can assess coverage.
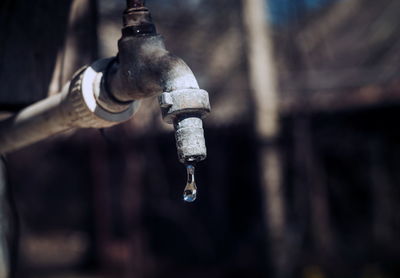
[183,164,197,202]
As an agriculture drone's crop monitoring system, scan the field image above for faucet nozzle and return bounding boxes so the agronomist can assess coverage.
[159,89,211,164]
[175,116,207,163]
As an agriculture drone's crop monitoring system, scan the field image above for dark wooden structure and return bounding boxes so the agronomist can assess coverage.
[276,0,400,113]
[0,0,97,110]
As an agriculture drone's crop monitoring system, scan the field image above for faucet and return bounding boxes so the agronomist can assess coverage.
[0,0,211,166]
[107,1,211,163]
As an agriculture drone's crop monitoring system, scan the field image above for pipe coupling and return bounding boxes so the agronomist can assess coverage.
[65,58,141,128]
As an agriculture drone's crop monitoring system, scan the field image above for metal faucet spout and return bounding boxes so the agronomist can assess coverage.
[105,6,211,164]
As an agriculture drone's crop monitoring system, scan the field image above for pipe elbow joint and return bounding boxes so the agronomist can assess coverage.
[107,35,202,100]
[107,34,211,164]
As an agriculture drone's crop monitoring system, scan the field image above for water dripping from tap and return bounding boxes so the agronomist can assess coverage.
[183,164,197,202]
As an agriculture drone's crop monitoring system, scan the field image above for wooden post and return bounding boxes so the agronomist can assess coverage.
[0,158,18,278]
[0,159,11,278]
[293,117,334,260]
[48,0,99,95]
[242,0,287,276]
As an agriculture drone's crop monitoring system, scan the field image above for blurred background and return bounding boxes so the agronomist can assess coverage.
[1,0,400,277]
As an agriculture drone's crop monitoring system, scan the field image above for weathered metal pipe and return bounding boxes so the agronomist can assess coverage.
[0,60,140,154]
[0,87,73,153]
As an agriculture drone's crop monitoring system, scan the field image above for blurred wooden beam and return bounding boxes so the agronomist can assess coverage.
[282,67,400,92]
[280,79,400,114]
[0,158,18,278]
[0,158,11,278]
[49,0,98,95]
[277,0,400,115]
[242,0,288,277]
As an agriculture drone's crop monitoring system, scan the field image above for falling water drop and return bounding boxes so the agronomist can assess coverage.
[183,164,197,202]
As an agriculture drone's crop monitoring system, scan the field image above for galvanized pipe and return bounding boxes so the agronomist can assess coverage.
[0,59,140,154]
[0,88,72,154]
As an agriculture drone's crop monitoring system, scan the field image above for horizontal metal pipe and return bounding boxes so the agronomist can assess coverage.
[0,59,140,154]
[0,88,73,154]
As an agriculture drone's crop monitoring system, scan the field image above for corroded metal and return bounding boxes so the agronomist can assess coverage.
[0,61,140,154]
[107,17,211,164]
[174,117,207,163]
[159,89,211,124]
